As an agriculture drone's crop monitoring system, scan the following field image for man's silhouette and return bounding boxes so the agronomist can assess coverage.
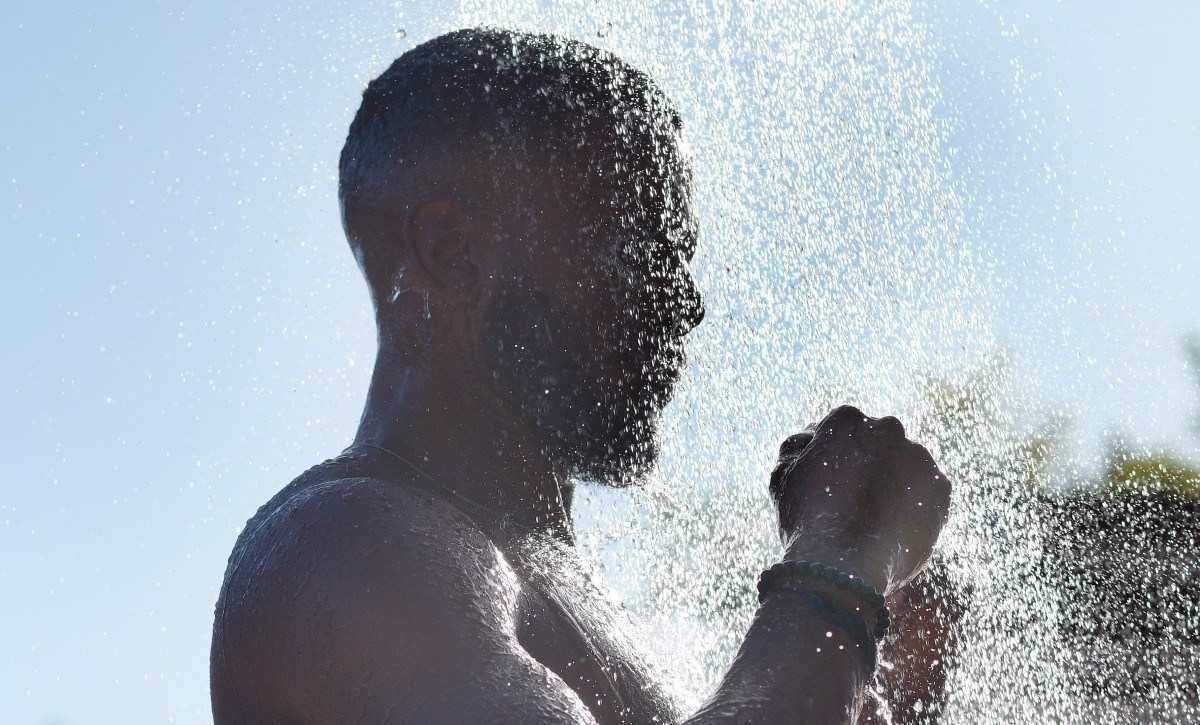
[211,28,952,724]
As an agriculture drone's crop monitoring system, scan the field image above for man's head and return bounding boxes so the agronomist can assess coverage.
[339,28,703,484]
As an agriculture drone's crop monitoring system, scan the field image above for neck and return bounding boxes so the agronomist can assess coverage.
[353,342,574,543]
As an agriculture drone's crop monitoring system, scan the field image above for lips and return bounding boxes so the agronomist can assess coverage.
[641,343,686,401]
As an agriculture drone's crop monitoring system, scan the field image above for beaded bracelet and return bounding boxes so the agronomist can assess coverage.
[757,561,890,671]
[758,561,890,638]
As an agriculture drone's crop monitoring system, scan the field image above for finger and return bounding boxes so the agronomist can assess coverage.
[778,431,815,458]
[769,454,798,501]
[770,431,818,503]
[813,404,865,441]
[871,415,906,440]
[906,441,950,499]
[907,440,935,466]
[918,481,951,534]
[933,471,952,523]
[900,442,951,514]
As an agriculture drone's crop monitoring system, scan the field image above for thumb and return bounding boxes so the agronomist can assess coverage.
[777,431,816,459]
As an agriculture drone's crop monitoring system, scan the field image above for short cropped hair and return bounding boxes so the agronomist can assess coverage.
[338,27,684,300]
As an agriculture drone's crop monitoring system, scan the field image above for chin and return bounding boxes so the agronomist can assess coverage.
[568,432,657,489]
[568,378,675,487]
[574,431,660,487]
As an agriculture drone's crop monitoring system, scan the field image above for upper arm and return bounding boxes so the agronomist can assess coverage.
[219,478,598,725]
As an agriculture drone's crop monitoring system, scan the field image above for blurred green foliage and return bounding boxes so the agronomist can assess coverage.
[1101,448,1200,500]
[877,334,1200,722]
[1036,335,1200,715]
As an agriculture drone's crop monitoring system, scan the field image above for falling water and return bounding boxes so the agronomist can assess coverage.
[4,1,1195,723]
[430,2,1194,723]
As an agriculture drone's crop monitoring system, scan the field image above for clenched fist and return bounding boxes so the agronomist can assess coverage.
[770,405,952,595]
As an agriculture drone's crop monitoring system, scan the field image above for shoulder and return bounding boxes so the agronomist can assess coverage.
[219,474,516,628]
[212,476,520,718]
[213,474,601,724]
[252,474,496,560]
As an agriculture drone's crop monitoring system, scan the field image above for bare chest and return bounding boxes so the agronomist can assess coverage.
[510,548,681,725]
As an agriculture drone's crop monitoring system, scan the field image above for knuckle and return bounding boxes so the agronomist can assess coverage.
[875,415,906,438]
[907,440,934,462]
[938,478,953,506]
[769,457,799,500]
[831,404,863,419]
[822,405,864,432]
[932,477,952,511]
[778,432,813,458]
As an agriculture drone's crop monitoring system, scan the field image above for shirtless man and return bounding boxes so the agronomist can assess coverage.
[210,28,952,724]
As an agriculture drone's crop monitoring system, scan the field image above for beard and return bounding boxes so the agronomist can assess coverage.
[480,271,682,486]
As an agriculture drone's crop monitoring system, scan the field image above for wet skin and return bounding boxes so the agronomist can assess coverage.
[211,451,681,723]
[210,125,952,723]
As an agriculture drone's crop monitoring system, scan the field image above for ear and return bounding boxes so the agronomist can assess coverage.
[408,198,480,292]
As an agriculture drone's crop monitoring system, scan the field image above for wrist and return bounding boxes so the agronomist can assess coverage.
[756,560,891,673]
[783,537,888,595]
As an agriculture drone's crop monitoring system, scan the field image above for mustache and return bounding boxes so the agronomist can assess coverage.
[651,343,686,379]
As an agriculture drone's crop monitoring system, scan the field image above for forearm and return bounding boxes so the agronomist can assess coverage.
[683,592,874,725]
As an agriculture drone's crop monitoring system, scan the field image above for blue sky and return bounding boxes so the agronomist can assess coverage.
[1,2,1196,723]
[928,0,1200,451]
